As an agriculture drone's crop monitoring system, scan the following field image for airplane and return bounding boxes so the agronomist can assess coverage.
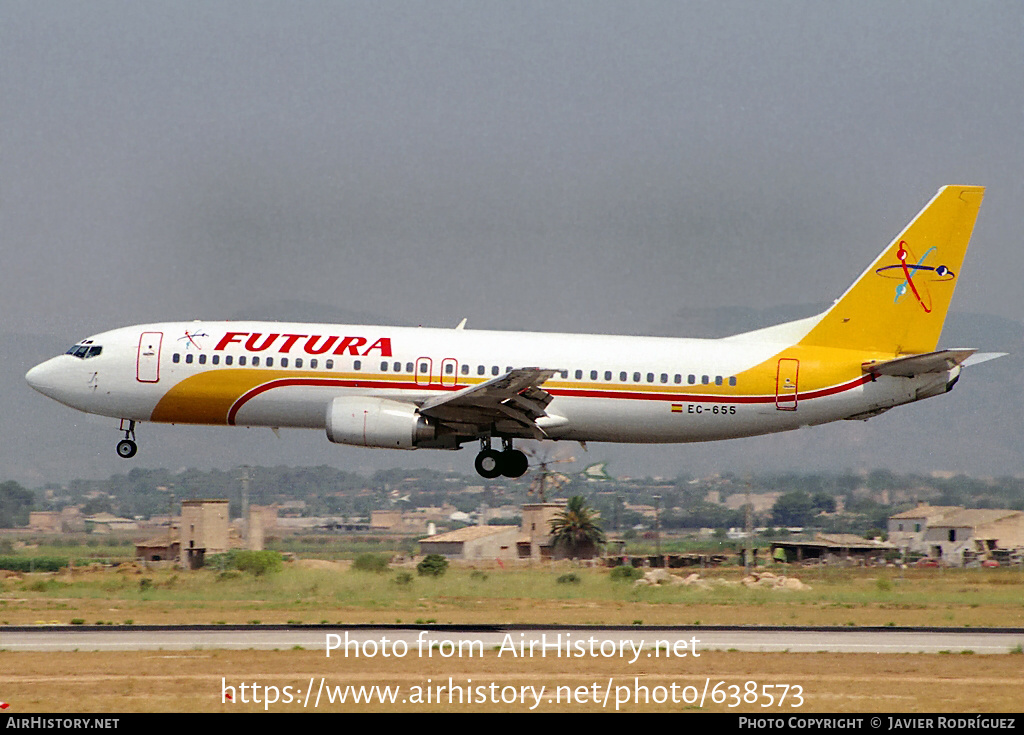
[26,185,999,479]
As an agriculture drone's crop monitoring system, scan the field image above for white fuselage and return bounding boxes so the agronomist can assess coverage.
[25,320,952,448]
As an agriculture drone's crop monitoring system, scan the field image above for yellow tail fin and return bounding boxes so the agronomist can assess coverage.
[799,185,984,355]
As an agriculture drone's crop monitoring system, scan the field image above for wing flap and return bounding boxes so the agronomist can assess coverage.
[419,367,559,436]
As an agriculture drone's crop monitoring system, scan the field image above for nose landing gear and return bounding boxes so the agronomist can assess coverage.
[116,419,138,459]
[474,437,528,479]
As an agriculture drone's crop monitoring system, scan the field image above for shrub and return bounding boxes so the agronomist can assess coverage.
[209,550,283,576]
[233,551,282,576]
[556,573,581,585]
[393,571,413,586]
[609,565,644,582]
[0,557,68,573]
[352,553,391,573]
[416,554,448,577]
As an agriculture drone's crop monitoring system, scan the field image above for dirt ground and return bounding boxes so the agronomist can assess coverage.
[0,649,1021,713]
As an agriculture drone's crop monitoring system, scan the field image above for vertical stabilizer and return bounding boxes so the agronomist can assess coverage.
[799,186,984,355]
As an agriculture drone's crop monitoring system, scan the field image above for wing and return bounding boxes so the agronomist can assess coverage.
[418,367,559,439]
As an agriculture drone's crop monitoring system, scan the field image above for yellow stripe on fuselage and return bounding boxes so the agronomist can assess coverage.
[149,340,885,426]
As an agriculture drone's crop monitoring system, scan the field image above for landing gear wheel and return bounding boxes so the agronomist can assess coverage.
[500,449,529,478]
[116,439,138,459]
[475,449,503,479]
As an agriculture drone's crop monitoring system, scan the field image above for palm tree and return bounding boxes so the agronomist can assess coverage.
[549,495,605,559]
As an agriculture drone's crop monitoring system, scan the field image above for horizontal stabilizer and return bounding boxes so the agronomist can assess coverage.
[962,352,1007,368]
[862,349,977,378]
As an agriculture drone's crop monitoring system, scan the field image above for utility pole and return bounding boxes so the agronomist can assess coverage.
[744,477,753,575]
[239,466,251,523]
[157,484,175,565]
[653,494,662,562]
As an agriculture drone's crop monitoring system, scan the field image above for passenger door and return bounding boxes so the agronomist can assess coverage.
[775,358,799,411]
[137,332,163,383]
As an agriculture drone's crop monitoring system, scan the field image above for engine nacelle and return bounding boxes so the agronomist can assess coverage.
[325,396,435,449]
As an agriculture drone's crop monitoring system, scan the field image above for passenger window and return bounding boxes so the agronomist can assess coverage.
[252,356,260,367]
[590,370,598,380]
[395,362,402,372]
[310,359,318,369]
[729,377,737,386]
[715,375,723,386]
[688,374,695,384]
[646,373,654,383]
[295,358,303,368]
[461,364,469,375]
[326,359,334,369]
[354,360,361,370]
[701,375,709,385]
[173,354,180,364]
[238,356,246,366]
[381,361,389,371]
[674,374,681,384]
[420,362,429,373]
[212,355,220,365]
[199,354,207,365]
[619,371,627,381]
[281,358,288,368]
[445,363,454,374]
[605,371,612,381]
[633,372,641,382]
[477,365,485,376]
[491,366,499,376]
[574,370,582,380]
[225,356,233,366]
[185,354,193,364]
[265,357,272,367]
[660,373,668,383]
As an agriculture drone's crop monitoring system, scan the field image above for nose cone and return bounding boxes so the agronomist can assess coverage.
[26,356,74,403]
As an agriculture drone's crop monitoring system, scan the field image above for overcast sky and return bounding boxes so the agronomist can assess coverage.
[4,2,1023,483]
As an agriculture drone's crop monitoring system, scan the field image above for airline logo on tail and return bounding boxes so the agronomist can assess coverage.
[875,241,955,313]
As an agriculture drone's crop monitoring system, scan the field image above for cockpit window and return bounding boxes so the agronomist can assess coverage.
[65,342,102,359]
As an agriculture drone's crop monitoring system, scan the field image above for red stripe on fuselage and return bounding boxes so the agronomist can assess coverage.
[224,374,873,425]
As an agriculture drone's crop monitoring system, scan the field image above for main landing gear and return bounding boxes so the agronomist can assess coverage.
[474,437,528,479]
[116,419,138,459]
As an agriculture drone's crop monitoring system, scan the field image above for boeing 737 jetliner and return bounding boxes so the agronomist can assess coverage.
[27,186,996,478]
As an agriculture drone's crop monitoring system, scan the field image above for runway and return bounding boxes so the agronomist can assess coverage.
[2,624,1022,654]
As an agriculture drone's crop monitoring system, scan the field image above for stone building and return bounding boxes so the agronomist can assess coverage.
[180,499,230,569]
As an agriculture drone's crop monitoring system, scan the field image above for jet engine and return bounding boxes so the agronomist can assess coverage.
[325,396,436,449]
